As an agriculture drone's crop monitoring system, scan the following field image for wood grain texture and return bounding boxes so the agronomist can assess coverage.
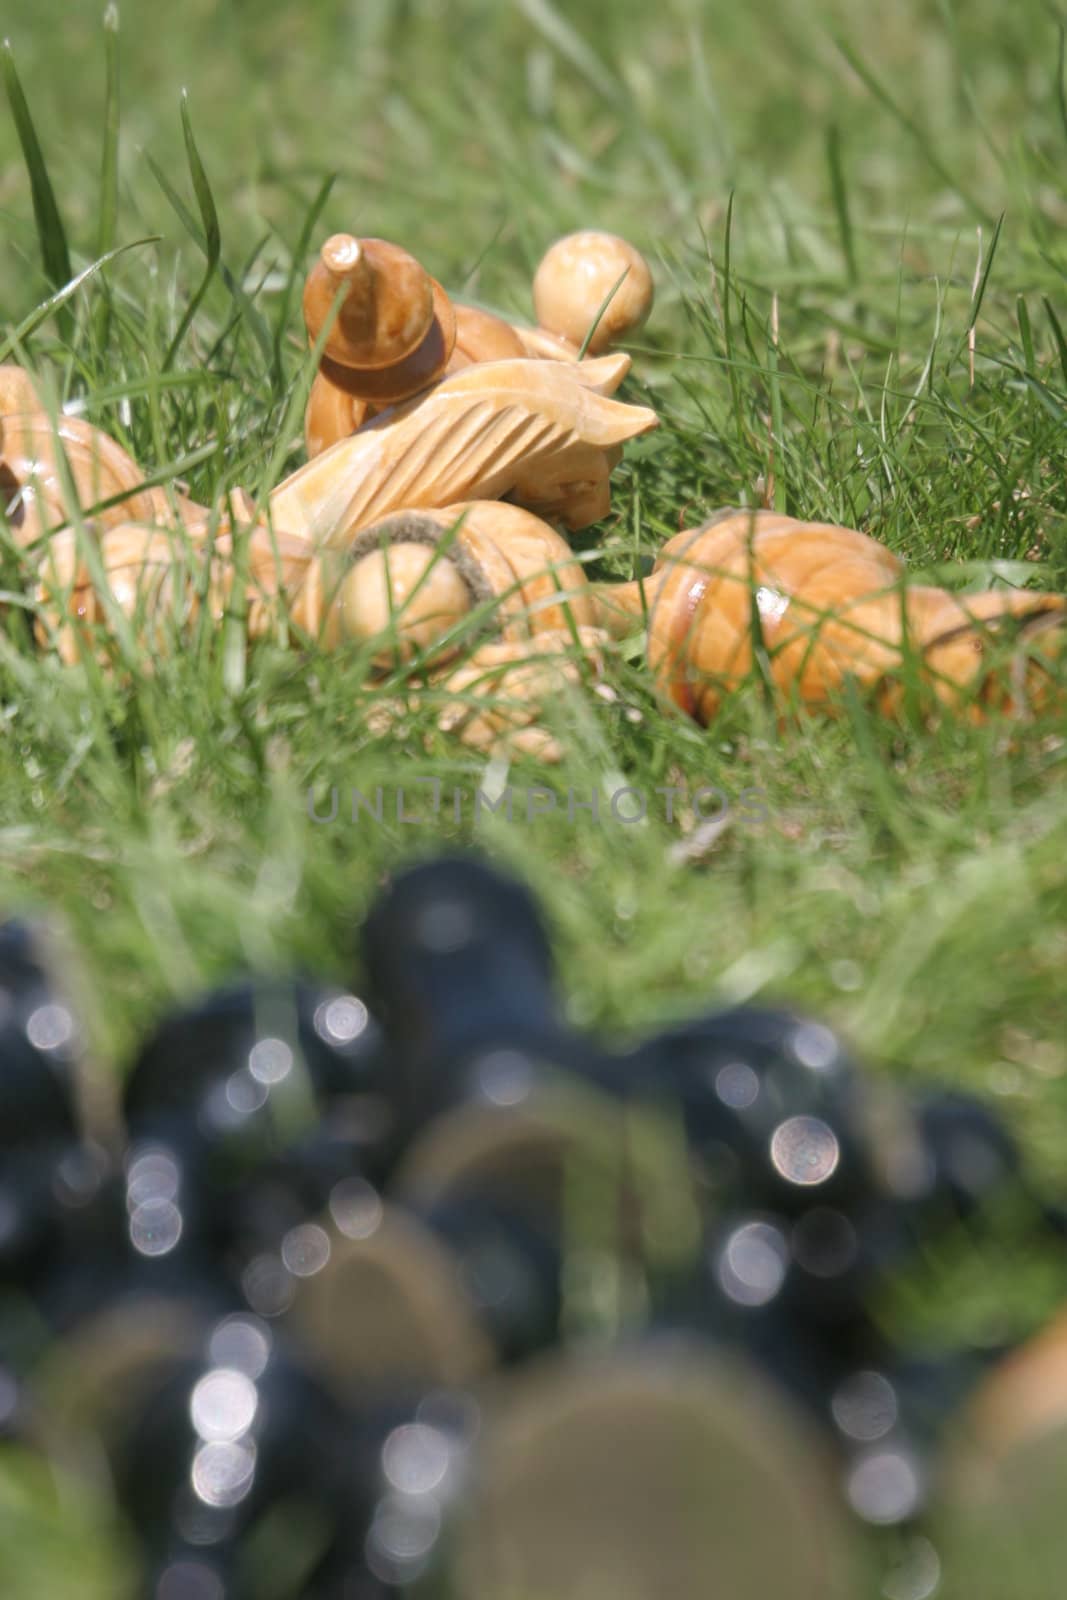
[1,411,185,549]
[271,357,658,546]
[595,509,1066,722]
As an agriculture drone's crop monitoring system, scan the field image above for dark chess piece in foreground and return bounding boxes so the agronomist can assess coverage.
[450,1341,864,1600]
[0,918,116,1330]
[119,977,390,1281]
[361,853,601,1136]
[593,1003,1051,1538]
[40,1295,461,1600]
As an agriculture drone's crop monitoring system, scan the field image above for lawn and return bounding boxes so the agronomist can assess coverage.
[1,0,1066,1593]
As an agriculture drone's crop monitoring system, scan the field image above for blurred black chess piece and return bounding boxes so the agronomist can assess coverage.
[0,918,120,1362]
[120,978,390,1282]
[3,855,1066,1600]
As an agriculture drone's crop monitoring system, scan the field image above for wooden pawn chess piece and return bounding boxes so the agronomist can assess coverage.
[531,229,655,358]
[34,501,602,759]
[0,366,198,548]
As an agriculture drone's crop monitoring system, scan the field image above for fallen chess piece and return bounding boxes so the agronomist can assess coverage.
[0,371,200,548]
[531,229,655,356]
[274,352,658,543]
[302,228,655,458]
[4,347,657,558]
[34,500,604,758]
[594,508,1067,724]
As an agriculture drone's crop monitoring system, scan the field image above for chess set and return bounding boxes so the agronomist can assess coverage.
[3,206,1067,1598]
[1,224,1064,757]
[2,853,1066,1598]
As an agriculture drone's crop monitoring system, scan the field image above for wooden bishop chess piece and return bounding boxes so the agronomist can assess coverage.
[593,509,1067,725]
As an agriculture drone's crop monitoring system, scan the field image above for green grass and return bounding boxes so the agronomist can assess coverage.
[1,0,1067,1593]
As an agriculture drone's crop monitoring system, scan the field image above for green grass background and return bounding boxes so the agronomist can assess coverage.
[1,0,1066,1591]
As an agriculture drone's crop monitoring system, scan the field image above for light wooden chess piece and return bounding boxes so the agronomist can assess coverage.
[0,364,198,548]
[34,501,603,760]
[302,233,459,455]
[531,230,655,358]
[277,354,658,543]
[301,229,655,462]
[593,509,1066,724]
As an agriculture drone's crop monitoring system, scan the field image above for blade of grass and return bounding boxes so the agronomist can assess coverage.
[161,91,221,369]
[1016,295,1035,375]
[766,293,787,512]
[2,38,73,337]
[1042,296,1067,387]
[826,124,858,288]
[1054,9,1067,152]
[97,4,121,259]
[721,192,747,456]
[147,148,273,372]
[0,237,159,364]
[577,269,630,359]
[271,172,336,387]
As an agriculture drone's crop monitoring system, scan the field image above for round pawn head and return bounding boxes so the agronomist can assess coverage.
[123,978,383,1135]
[120,979,389,1267]
[913,1089,1021,1220]
[533,230,654,355]
[613,1006,875,1220]
[106,1318,359,1582]
[329,542,472,666]
[361,855,562,1127]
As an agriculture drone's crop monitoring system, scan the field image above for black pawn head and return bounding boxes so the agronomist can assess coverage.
[620,1005,878,1222]
[0,918,107,1294]
[123,978,384,1141]
[363,854,557,1047]
[118,979,388,1284]
[361,855,565,1130]
[111,1311,360,1587]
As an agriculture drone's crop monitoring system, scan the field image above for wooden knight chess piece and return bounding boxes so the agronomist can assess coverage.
[276,353,658,542]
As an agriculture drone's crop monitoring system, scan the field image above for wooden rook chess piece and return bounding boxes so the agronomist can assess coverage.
[593,509,1066,725]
